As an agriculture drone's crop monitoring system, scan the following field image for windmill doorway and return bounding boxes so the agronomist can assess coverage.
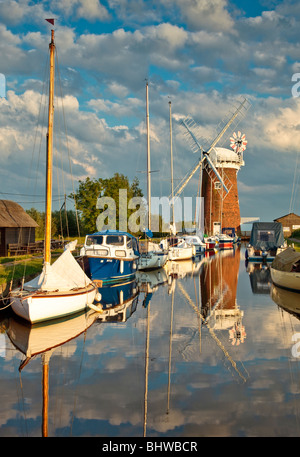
[213,222,221,235]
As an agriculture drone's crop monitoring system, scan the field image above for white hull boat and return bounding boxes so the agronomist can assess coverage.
[138,240,168,270]
[181,235,206,254]
[138,250,168,270]
[10,243,98,324]
[270,247,300,292]
[160,237,195,261]
[168,241,196,261]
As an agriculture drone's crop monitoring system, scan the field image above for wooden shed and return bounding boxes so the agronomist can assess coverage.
[274,213,300,237]
[0,200,38,257]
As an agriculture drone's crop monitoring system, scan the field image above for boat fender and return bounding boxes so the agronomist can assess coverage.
[95,292,102,302]
[88,303,103,313]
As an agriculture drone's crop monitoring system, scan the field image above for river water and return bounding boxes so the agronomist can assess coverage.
[1,244,300,438]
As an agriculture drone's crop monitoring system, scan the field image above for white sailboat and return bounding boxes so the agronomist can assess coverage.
[138,82,168,271]
[9,28,98,324]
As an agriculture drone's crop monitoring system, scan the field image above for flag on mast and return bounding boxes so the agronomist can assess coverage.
[46,18,55,25]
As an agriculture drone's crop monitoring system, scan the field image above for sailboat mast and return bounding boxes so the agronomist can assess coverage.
[45,30,55,265]
[146,81,151,231]
[169,101,175,226]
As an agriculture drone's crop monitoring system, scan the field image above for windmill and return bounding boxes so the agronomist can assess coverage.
[173,97,251,235]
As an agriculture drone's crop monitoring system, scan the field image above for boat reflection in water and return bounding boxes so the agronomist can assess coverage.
[270,284,300,318]
[96,279,139,323]
[6,309,99,437]
[164,256,205,281]
[246,262,272,294]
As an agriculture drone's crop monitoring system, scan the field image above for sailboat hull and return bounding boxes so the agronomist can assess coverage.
[168,246,195,261]
[270,268,300,292]
[138,251,168,270]
[10,284,97,324]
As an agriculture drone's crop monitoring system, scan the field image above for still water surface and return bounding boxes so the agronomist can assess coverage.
[1,244,300,437]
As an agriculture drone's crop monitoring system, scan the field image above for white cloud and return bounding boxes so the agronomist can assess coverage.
[262,100,300,151]
[174,0,234,32]
[76,0,109,21]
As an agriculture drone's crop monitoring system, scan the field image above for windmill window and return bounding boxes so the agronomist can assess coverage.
[214,182,222,189]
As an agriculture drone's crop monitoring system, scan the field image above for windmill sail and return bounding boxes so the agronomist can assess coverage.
[171,97,251,199]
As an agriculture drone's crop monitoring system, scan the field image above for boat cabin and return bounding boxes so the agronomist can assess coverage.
[81,230,139,259]
[246,222,286,262]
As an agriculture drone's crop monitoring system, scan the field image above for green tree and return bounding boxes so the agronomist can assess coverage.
[70,173,144,234]
[52,209,83,238]
[25,208,61,238]
[26,208,44,238]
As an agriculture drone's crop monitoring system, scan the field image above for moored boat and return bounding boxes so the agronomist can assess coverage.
[217,233,234,250]
[138,246,168,270]
[160,236,195,260]
[168,240,196,260]
[245,222,286,262]
[9,29,98,324]
[181,235,206,254]
[80,230,139,284]
[205,236,218,251]
[270,247,300,292]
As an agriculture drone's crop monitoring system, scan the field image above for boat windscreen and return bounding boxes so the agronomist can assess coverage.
[106,235,125,246]
[86,235,104,246]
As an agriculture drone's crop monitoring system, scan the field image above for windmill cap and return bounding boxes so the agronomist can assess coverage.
[210,147,245,168]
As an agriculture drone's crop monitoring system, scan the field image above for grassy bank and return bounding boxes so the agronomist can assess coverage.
[0,238,84,296]
[0,256,44,295]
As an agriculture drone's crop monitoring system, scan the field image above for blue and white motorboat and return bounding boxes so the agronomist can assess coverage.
[79,230,140,284]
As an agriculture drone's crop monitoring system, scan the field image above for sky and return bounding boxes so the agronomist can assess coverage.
[0,0,300,228]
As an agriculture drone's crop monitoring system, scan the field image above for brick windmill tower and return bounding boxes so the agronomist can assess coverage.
[201,131,248,236]
[172,98,250,236]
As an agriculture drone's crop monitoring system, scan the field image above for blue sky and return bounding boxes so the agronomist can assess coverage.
[0,0,299,226]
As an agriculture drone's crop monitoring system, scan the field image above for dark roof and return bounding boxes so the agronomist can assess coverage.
[0,200,38,228]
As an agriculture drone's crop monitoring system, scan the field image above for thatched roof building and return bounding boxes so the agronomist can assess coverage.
[0,200,38,256]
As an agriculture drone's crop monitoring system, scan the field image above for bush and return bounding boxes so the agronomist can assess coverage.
[291,228,300,239]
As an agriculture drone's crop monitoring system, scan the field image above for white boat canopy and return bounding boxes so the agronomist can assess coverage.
[23,241,92,292]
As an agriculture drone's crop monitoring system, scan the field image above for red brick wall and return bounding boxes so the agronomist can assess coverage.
[202,167,241,235]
